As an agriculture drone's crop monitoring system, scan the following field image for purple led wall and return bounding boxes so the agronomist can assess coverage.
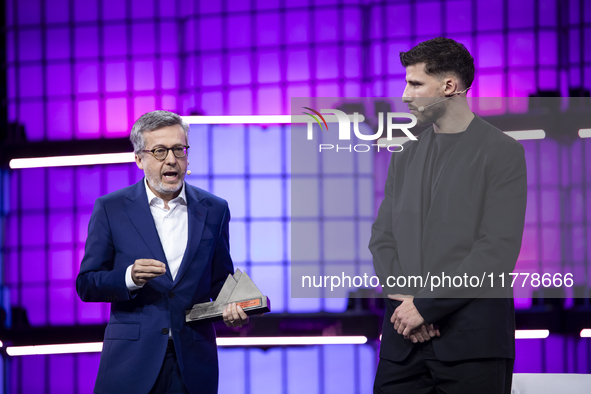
[3,0,591,393]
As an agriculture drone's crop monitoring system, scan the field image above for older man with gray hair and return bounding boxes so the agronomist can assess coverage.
[77,110,248,394]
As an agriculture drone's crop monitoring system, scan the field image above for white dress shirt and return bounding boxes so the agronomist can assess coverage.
[125,179,189,291]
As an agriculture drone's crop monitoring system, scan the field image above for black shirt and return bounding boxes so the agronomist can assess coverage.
[422,131,465,225]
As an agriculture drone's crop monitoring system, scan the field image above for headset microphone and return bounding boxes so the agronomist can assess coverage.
[186,170,192,175]
[417,87,471,112]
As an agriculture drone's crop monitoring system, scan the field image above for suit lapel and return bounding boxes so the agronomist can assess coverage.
[125,180,173,283]
[172,185,209,288]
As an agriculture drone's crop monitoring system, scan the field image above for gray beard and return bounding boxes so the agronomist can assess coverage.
[146,173,182,194]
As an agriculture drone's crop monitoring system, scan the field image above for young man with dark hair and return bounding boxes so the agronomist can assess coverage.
[370,37,527,393]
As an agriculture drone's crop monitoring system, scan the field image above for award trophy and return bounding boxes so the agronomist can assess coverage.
[186,269,271,323]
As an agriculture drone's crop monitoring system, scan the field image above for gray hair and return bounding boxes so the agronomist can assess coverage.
[130,110,190,154]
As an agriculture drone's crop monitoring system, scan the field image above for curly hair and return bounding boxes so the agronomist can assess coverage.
[399,37,475,89]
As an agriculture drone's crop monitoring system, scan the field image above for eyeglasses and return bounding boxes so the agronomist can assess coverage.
[141,145,190,161]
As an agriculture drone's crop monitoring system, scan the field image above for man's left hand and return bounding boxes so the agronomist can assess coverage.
[389,295,425,336]
[222,302,249,328]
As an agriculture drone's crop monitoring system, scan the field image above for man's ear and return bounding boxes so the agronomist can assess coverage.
[442,76,458,96]
[135,153,144,170]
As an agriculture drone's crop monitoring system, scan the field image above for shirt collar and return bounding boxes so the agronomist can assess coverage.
[144,178,187,207]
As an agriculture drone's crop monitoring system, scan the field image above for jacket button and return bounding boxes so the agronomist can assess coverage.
[168,292,175,299]
[162,328,169,335]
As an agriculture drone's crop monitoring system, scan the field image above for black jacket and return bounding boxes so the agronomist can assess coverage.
[369,115,527,362]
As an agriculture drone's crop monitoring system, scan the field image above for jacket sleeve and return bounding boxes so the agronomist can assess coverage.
[413,141,528,324]
[209,202,234,300]
[369,153,411,296]
[76,198,132,303]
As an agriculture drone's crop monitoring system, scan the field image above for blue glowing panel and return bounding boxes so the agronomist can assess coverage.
[76,100,101,138]
[49,285,75,325]
[257,85,283,114]
[477,0,503,31]
[250,348,282,391]
[416,2,441,36]
[105,98,129,136]
[47,100,73,140]
[19,29,42,61]
[446,1,472,33]
[105,62,127,92]
[344,47,361,78]
[323,178,354,217]
[477,34,504,69]
[21,355,46,392]
[541,227,561,263]
[76,63,99,93]
[132,22,155,55]
[250,221,283,262]
[134,96,156,121]
[74,0,97,21]
[18,0,41,25]
[213,179,246,218]
[258,52,281,83]
[50,354,74,394]
[161,59,178,89]
[201,55,222,86]
[20,101,45,140]
[227,15,251,48]
[539,0,557,26]
[509,33,535,67]
[388,41,410,74]
[315,9,337,42]
[229,55,252,86]
[287,347,319,394]
[132,0,154,18]
[75,27,99,58]
[21,214,45,247]
[45,0,69,23]
[103,25,127,57]
[49,213,73,244]
[518,226,539,263]
[286,11,309,44]
[106,166,132,194]
[22,287,46,325]
[230,89,254,113]
[250,179,282,218]
[134,61,155,91]
[287,50,310,81]
[316,47,339,80]
[78,354,101,393]
[324,345,355,394]
[212,126,245,174]
[249,126,282,174]
[250,265,285,312]
[540,140,559,186]
[324,220,355,261]
[50,249,73,281]
[200,17,222,50]
[524,189,538,225]
[218,349,246,394]
[47,64,72,96]
[19,65,43,97]
[21,250,45,283]
[515,339,542,372]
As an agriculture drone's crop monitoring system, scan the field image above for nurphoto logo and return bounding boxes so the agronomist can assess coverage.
[302,107,418,153]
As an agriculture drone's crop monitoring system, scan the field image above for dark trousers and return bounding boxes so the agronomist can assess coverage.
[374,341,514,394]
[149,340,191,394]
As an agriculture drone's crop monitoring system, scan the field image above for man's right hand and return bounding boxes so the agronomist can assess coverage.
[131,259,166,286]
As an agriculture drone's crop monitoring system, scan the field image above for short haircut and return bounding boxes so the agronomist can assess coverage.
[399,37,475,89]
[130,110,189,153]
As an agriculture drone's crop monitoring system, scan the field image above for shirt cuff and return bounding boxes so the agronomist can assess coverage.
[126,265,144,291]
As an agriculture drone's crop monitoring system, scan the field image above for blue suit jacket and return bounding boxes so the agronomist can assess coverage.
[76,179,233,394]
